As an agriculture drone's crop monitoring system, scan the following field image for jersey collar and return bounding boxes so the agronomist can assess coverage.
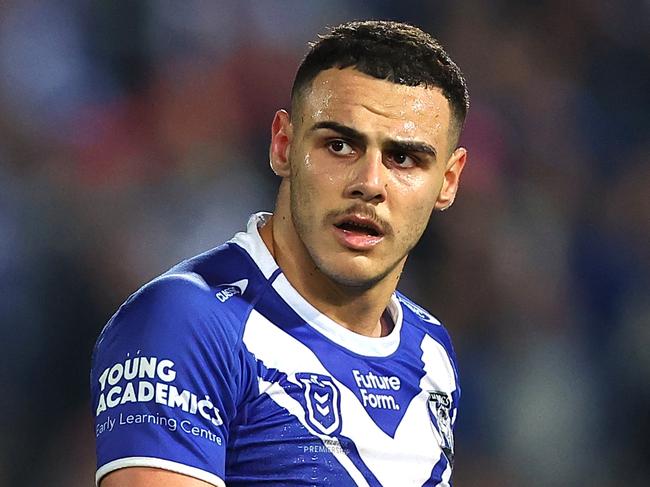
[230,212,403,357]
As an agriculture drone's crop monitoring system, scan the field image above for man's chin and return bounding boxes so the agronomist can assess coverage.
[306,241,403,290]
[318,262,387,290]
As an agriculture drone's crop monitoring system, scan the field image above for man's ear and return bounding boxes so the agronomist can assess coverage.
[269,110,293,178]
[434,147,467,211]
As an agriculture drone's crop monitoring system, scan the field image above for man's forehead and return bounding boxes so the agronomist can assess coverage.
[299,68,450,141]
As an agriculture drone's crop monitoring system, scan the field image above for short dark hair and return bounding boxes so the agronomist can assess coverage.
[291,20,469,138]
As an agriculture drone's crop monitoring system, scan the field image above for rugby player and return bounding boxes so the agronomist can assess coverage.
[92,20,469,486]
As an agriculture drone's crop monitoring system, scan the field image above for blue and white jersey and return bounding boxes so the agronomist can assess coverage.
[92,213,460,487]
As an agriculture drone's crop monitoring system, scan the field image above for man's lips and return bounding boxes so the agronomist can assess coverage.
[333,215,384,237]
[332,214,386,250]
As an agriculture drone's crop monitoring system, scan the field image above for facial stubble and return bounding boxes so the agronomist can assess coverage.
[287,151,424,291]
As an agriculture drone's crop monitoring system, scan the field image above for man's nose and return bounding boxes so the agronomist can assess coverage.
[343,149,387,203]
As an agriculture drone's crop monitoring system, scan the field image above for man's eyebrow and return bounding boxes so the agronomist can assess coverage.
[308,121,368,144]
[385,140,437,159]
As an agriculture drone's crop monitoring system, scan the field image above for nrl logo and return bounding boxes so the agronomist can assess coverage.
[296,373,342,436]
[427,391,454,465]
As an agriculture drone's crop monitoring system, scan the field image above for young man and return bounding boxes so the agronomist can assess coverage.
[92,20,469,487]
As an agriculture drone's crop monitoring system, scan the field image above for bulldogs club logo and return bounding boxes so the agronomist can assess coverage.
[427,391,454,465]
[295,373,342,436]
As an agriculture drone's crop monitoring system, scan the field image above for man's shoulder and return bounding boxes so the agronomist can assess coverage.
[96,242,264,354]
[167,240,259,292]
[134,242,257,310]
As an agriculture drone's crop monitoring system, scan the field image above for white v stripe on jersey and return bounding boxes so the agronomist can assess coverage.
[243,309,451,486]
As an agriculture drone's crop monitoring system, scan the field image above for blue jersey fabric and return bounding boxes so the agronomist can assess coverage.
[91,213,460,486]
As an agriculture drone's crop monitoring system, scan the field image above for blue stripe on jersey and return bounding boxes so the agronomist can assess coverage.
[337,434,383,487]
[422,453,449,486]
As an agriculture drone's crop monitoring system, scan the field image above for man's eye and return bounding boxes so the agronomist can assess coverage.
[327,140,354,156]
[390,152,416,168]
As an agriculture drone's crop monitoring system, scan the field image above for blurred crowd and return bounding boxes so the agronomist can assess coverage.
[1,1,648,486]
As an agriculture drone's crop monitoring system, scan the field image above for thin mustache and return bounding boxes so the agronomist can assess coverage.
[328,205,392,236]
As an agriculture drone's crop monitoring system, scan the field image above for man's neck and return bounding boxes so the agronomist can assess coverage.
[258,215,401,338]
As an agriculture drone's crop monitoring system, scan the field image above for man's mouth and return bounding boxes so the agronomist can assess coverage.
[334,220,382,237]
[332,215,385,250]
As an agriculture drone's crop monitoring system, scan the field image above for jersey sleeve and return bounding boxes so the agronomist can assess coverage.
[91,273,252,486]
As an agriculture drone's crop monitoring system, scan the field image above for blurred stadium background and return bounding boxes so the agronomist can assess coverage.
[1,1,648,486]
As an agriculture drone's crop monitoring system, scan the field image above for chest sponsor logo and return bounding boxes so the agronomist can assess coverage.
[352,369,401,411]
[427,391,454,464]
[295,373,342,436]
